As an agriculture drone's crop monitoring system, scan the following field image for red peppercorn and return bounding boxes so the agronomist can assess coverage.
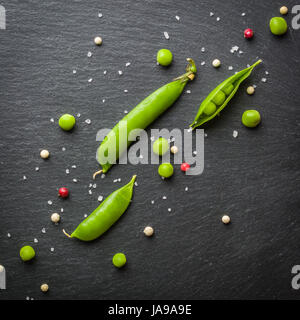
[181,162,190,172]
[58,187,69,198]
[244,28,254,39]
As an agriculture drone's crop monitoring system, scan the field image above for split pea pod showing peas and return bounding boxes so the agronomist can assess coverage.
[63,175,136,241]
[190,60,261,129]
[94,59,197,177]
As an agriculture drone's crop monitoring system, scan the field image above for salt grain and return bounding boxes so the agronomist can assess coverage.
[151,200,155,204]
[77,113,81,117]
[162,196,167,200]
[98,195,103,202]
[50,118,54,123]
[73,179,78,183]
[93,183,97,188]
[103,70,107,75]
[201,47,205,52]
[228,66,233,70]
[23,175,27,180]
[185,187,189,192]
[73,70,77,74]
[175,15,180,21]
[34,238,38,243]
[118,70,123,75]
[241,12,246,16]
[233,130,238,138]
[61,208,64,213]
[124,110,128,114]
[261,78,267,83]
[48,200,52,205]
[168,208,172,212]
[88,78,93,83]
[66,169,70,174]
[71,165,77,169]
[102,99,106,103]
[7,233,11,238]
[85,119,91,124]
[62,147,66,151]
[88,190,92,195]
[50,247,54,252]
[134,182,138,186]
[87,51,92,58]
[186,90,191,94]
[125,62,131,67]
[98,12,103,18]
[216,17,220,21]
[41,228,46,234]
[210,12,214,17]
[163,31,169,40]
[201,61,206,66]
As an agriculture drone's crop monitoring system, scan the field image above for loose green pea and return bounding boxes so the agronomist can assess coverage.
[203,101,217,116]
[157,49,173,66]
[212,90,226,106]
[242,110,261,128]
[153,138,169,156]
[59,114,76,131]
[112,253,127,268]
[269,17,288,35]
[158,163,174,178]
[223,83,234,96]
[20,246,35,262]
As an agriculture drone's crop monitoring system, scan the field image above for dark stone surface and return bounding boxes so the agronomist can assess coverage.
[0,0,299,300]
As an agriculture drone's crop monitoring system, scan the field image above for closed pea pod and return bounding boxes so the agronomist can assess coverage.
[190,60,261,129]
[94,59,196,177]
[63,175,136,241]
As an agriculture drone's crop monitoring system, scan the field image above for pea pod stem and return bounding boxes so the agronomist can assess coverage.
[62,229,71,238]
[93,169,103,180]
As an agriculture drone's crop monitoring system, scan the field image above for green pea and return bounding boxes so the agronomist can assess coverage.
[158,163,174,178]
[203,101,217,116]
[59,114,76,131]
[157,49,173,66]
[153,138,169,156]
[212,90,226,106]
[112,253,126,268]
[20,246,35,262]
[269,17,287,35]
[223,83,234,96]
[242,110,261,128]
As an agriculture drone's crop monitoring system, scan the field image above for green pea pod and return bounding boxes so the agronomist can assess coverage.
[94,59,197,177]
[190,59,261,129]
[63,175,136,241]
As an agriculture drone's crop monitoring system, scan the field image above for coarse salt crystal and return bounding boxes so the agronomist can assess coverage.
[193,151,197,155]
[7,233,11,238]
[85,119,91,124]
[66,169,70,174]
[71,165,77,169]
[103,70,107,75]
[228,66,233,70]
[61,208,64,212]
[163,31,169,40]
[175,15,180,21]
[102,99,106,103]
[62,147,66,151]
[233,130,238,138]
[73,179,78,183]
[93,183,97,188]
[50,118,54,123]
[124,110,128,114]
[23,175,27,180]
[216,17,220,21]
[134,182,138,186]
[42,228,46,234]
[124,89,128,93]
[241,12,246,16]
[201,61,206,66]
[50,247,54,252]
[261,78,267,82]
[34,238,38,243]
[35,167,39,171]
[125,62,131,67]
[201,47,205,52]
[118,70,123,75]
[88,78,93,83]
[185,187,189,191]
[98,195,103,202]
[210,12,214,17]
[87,51,92,57]
[168,208,172,212]
[48,200,52,205]
[151,200,155,204]
[162,196,167,200]
[73,70,77,74]
[77,113,81,117]
[89,190,92,195]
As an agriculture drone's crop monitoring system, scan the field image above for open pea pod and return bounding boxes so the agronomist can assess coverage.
[190,60,262,129]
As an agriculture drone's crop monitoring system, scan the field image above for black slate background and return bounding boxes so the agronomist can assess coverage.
[0,0,300,300]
